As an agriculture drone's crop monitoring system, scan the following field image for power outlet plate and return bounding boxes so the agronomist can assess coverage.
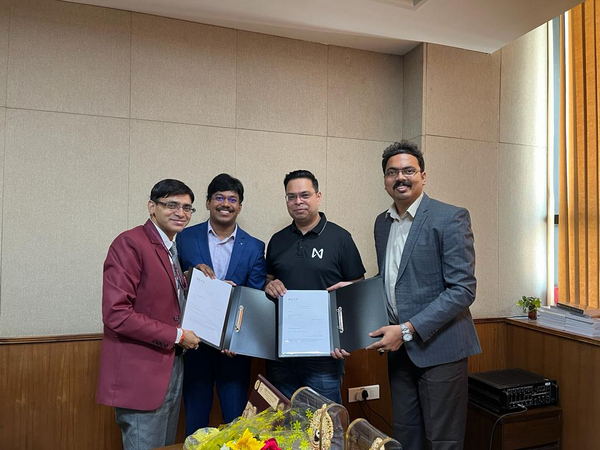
[348,384,380,403]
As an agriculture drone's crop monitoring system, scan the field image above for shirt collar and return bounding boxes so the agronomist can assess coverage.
[207,220,238,241]
[386,193,424,221]
[151,220,175,250]
[291,212,327,236]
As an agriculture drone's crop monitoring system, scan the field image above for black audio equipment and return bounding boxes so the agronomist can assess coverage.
[468,368,558,413]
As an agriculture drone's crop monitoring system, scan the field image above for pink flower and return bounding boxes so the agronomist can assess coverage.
[261,438,281,450]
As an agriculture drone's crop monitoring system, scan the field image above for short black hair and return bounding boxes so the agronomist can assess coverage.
[206,173,244,203]
[150,179,195,203]
[381,140,425,173]
[283,170,319,192]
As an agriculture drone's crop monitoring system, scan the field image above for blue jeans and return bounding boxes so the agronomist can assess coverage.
[115,355,183,450]
[182,343,252,435]
[266,357,344,404]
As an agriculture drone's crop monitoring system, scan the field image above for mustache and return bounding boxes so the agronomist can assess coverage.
[394,180,412,189]
[216,206,234,212]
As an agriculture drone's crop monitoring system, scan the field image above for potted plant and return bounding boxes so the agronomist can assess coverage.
[517,296,542,320]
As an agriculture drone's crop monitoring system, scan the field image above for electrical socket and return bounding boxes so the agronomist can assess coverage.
[348,384,380,403]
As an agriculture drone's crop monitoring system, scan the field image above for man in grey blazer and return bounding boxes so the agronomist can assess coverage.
[367,141,481,449]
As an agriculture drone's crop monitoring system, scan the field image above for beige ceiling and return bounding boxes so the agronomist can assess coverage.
[63,0,582,55]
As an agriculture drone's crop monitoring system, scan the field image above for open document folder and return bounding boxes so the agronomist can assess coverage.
[278,276,388,358]
[181,269,388,360]
[181,269,278,360]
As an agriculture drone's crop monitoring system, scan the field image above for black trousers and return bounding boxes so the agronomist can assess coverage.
[388,346,468,450]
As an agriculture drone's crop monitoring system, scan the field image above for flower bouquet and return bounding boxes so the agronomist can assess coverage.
[184,386,350,450]
[184,408,309,450]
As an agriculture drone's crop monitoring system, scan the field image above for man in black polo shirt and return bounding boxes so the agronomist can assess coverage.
[264,169,366,403]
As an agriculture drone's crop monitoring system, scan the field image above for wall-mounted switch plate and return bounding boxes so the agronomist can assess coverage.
[348,384,380,403]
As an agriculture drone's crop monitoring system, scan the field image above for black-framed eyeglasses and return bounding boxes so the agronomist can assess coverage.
[384,167,422,178]
[211,194,239,204]
[155,200,196,214]
[285,192,314,203]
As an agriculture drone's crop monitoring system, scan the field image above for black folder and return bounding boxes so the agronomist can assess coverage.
[221,286,278,360]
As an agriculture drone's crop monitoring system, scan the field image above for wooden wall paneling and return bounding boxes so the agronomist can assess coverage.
[0,319,506,450]
[469,319,508,373]
[0,338,121,450]
[506,321,600,450]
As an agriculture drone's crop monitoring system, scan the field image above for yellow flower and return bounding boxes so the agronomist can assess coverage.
[226,428,264,450]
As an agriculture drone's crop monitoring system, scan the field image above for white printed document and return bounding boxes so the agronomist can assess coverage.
[181,269,233,347]
[279,290,331,356]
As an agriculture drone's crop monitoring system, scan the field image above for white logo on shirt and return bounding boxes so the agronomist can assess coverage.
[312,248,324,259]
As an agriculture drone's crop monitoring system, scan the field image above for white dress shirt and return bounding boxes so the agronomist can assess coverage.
[384,193,424,323]
[207,222,237,280]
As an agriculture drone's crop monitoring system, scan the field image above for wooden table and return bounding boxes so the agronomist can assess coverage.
[465,402,562,450]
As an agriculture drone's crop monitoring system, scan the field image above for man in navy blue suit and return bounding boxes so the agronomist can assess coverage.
[177,173,266,435]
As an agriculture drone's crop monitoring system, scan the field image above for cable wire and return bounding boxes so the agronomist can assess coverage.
[359,389,394,434]
[488,404,528,450]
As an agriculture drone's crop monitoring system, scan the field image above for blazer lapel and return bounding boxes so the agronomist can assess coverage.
[377,215,393,279]
[197,221,214,270]
[225,229,245,280]
[396,194,430,283]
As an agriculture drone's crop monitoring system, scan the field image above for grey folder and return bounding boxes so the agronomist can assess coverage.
[278,277,388,358]
[211,286,278,361]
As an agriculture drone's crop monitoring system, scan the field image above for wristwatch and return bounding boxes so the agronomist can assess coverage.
[401,323,414,342]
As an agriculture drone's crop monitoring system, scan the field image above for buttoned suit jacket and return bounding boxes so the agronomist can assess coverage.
[176,220,266,289]
[97,220,181,410]
[374,194,481,368]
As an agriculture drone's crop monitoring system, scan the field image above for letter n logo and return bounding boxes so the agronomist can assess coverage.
[312,248,324,259]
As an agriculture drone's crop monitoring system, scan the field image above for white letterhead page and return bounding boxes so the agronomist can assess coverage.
[181,268,232,347]
[280,290,331,356]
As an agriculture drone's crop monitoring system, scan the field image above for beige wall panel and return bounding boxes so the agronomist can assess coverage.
[7,0,130,117]
[500,25,548,147]
[410,135,424,153]
[237,31,327,135]
[426,44,500,142]
[0,109,5,285]
[499,143,547,316]
[235,130,327,246]
[0,110,129,337]
[424,136,499,319]
[328,46,403,141]
[0,0,9,107]
[403,44,424,141]
[128,120,236,229]
[131,14,236,127]
[326,138,392,277]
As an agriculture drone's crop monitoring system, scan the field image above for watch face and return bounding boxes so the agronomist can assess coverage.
[402,333,413,342]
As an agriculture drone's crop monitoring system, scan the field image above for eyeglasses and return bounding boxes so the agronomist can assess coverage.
[384,167,422,178]
[155,200,196,214]
[211,194,239,204]
[285,192,314,203]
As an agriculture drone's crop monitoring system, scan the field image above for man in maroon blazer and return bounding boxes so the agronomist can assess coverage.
[97,179,201,450]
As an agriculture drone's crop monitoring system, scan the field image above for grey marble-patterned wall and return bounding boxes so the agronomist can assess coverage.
[0,0,402,337]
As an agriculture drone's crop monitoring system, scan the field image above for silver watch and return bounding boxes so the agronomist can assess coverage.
[401,323,413,342]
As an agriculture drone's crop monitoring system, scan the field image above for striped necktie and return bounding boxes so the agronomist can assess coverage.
[169,244,185,308]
